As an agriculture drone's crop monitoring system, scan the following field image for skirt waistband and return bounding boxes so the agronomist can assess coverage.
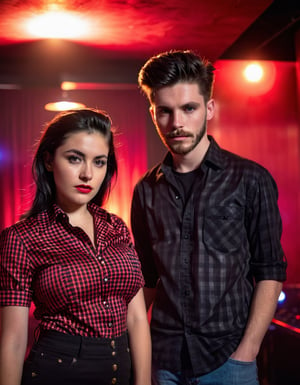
[36,330,129,357]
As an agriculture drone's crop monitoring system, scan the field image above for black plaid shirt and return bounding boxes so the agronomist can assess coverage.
[0,203,144,337]
[131,136,287,376]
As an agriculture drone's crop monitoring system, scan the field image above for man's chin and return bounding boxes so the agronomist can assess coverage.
[169,145,193,155]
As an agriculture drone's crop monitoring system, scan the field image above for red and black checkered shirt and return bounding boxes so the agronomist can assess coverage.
[0,203,144,337]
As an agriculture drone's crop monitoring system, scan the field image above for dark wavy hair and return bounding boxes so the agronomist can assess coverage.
[138,49,215,103]
[24,108,117,218]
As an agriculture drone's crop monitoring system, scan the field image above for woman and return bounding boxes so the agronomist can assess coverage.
[0,108,151,385]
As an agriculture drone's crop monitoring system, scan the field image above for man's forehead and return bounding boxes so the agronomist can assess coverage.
[152,82,204,105]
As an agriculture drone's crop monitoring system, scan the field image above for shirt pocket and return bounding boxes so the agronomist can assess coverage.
[203,205,244,253]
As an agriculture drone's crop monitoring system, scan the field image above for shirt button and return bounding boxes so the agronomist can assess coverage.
[108,322,113,328]
[111,378,117,385]
[101,260,105,265]
[112,364,118,371]
[104,277,108,282]
[175,195,180,200]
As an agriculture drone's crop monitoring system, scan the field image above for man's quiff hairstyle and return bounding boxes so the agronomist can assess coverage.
[138,49,215,103]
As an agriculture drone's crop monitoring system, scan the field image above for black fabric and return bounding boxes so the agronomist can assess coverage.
[21,330,131,385]
[131,136,287,376]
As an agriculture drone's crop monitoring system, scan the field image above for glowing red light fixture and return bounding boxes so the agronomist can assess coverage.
[243,62,264,82]
[44,100,86,111]
[25,5,90,40]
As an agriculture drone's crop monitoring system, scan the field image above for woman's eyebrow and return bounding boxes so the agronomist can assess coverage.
[64,149,108,159]
[64,149,85,156]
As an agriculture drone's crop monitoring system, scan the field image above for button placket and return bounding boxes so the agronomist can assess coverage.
[99,254,113,329]
[110,340,118,384]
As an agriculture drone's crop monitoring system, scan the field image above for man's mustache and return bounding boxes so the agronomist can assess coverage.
[166,130,192,138]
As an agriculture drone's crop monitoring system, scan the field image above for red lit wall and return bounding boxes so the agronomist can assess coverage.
[209,60,300,284]
[145,59,300,284]
[0,61,299,299]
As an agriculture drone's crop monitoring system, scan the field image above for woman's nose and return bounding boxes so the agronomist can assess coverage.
[79,162,93,181]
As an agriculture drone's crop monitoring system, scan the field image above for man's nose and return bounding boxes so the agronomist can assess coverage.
[172,110,183,129]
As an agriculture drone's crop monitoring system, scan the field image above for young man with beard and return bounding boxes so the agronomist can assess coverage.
[131,50,287,385]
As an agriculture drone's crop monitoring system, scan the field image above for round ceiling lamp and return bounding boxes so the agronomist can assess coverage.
[44,100,86,111]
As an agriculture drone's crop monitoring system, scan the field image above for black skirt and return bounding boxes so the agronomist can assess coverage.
[21,330,132,385]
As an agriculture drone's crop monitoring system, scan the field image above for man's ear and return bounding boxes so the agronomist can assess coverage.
[43,152,53,172]
[206,99,215,121]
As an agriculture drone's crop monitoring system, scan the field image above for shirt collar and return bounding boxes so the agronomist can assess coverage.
[203,135,227,170]
[45,202,105,224]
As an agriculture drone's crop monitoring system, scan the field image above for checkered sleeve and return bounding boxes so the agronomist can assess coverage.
[247,167,287,282]
[0,226,33,307]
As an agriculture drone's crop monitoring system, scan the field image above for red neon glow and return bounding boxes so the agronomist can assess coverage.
[61,82,137,91]
[215,60,277,96]
[272,318,300,334]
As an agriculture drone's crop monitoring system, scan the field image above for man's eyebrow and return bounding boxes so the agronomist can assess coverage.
[156,104,171,109]
[182,101,200,106]
[156,102,200,109]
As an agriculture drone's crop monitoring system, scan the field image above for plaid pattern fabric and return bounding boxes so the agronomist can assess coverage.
[0,203,144,338]
[131,136,287,376]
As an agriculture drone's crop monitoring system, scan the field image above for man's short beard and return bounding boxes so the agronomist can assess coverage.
[167,122,206,155]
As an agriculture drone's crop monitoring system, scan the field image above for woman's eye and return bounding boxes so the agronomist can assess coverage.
[68,155,81,163]
[95,159,107,167]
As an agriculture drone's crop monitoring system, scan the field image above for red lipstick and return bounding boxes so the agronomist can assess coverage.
[75,185,92,194]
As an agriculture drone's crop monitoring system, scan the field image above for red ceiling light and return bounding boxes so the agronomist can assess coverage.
[44,91,86,111]
[243,62,264,83]
[61,82,137,91]
[25,6,89,40]
[44,100,86,111]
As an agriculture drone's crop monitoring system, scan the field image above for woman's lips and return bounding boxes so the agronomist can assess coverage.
[75,185,92,194]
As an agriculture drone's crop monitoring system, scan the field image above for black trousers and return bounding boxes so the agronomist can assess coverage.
[21,330,132,385]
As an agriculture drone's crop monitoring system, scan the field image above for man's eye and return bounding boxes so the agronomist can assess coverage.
[184,105,195,112]
[157,108,171,115]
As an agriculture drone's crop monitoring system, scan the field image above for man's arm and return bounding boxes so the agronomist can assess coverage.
[231,279,282,361]
[131,185,159,290]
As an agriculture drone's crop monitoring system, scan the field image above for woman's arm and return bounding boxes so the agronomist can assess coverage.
[127,288,152,385]
[0,306,29,385]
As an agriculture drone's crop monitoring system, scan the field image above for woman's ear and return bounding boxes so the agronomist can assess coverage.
[43,152,53,172]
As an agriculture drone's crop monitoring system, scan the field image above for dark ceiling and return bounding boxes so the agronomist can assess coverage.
[0,0,299,86]
[221,0,300,61]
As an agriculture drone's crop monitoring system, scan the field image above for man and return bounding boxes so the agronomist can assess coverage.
[131,50,287,385]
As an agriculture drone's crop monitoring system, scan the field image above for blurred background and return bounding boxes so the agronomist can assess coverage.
[0,1,299,383]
